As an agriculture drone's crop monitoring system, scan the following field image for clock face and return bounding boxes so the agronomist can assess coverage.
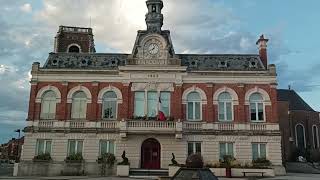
[148,43,159,55]
[143,39,162,58]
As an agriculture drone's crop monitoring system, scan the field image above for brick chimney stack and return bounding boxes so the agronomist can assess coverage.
[256,34,269,69]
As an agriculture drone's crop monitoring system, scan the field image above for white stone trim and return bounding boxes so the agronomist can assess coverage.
[36,85,61,103]
[67,85,92,103]
[295,123,306,148]
[67,43,82,53]
[213,87,239,105]
[182,86,207,104]
[244,87,271,106]
[131,82,174,92]
[97,86,123,104]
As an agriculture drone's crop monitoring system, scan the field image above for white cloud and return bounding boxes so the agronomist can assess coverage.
[35,0,256,54]
[20,3,32,13]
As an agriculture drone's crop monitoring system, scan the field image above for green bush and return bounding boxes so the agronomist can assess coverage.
[34,153,52,161]
[98,153,116,166]
[252,158,271,167]
[66,153,83,161]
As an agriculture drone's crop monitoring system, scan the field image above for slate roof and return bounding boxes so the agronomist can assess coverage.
[43,53,266,71]
[277,89,315,111]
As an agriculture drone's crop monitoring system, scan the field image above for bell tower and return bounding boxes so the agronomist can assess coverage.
[145,0,164,33]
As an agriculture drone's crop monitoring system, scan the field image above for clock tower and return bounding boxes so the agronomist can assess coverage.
[145,0,164,33]
[128,0,181,66]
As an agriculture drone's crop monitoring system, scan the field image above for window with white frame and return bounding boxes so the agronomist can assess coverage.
[219,142,234,160]
[252,143,266,160]
[147,91,158,117]
[99,140,115,155]
[40,91,57,120]
[102,91,117,120]
[250,93,264,121]
[312,125,319,149]
[187,142,201,156]
[134,91,170,118]
[71,91,87,119]
[36,139,52,155]
[187,92,201,121]
[160,92,170,117]
[67,140,83,156]
[218,92,233,121]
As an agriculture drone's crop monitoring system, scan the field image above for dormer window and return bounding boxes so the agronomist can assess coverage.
[218,61,229,68]
[249,61,258,68]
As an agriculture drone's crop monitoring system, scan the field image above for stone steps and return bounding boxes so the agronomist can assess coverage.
[129,168,168,177]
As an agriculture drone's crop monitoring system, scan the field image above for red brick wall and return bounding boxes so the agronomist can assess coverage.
[28,82,278,123]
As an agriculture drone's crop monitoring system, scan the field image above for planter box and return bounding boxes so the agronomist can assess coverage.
[232,168,275,177]
[169,166,180,177]
[65,160,84,163]
[116,165,129,177]
[209,168,226,177]
[33,159,52,163]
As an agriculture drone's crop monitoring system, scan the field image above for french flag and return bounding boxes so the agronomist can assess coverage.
[158,96,166,121]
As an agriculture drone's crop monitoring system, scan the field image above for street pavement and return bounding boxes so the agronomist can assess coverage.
[1,173,320,180]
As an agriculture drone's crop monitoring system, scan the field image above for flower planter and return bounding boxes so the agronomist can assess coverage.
[65,160,83,163]
[116,165,129,177]
[209,168,226,177]
[169,165,180,177]
[32,159,52,163]
[231,168,275,177]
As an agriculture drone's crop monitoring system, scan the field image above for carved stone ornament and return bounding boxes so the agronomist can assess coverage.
[131,82,174,92]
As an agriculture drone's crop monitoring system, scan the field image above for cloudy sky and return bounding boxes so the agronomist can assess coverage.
[0,0,319,143]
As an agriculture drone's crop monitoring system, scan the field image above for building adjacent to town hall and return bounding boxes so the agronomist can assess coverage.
[19,0,283,176]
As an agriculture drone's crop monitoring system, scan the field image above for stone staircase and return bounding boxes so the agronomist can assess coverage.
[129,169,169,179]
[286,162,320,174]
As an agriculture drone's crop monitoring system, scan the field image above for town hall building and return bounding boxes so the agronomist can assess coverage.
[19,0,282,176]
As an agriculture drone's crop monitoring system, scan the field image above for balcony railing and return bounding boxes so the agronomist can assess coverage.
[28,120,280,133]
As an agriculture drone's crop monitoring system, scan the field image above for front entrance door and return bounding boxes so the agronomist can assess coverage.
[141,138,161,169]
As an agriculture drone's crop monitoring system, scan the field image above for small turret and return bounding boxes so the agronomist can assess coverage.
[145,0,164,33]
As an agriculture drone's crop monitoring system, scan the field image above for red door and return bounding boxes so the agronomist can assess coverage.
[141,138,161,169]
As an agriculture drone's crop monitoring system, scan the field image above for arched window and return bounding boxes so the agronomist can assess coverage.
[102,91,117,120]
[249,93,264,121]
[68,45,80,53]
[71,91,87,119]
[218,92,233,121]
[295,124,306,149]
[40,91,57,120]
[312,125,319,149]
[187,92,201,121]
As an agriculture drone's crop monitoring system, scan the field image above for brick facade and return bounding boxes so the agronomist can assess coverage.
[28,82,278,123]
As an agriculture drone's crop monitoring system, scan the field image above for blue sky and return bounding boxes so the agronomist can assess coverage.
[0,0,319,143]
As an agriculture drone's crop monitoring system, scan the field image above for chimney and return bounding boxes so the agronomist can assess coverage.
[256,34,269,69]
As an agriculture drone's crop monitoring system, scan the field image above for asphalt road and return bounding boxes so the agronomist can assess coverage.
[1,173,320,180]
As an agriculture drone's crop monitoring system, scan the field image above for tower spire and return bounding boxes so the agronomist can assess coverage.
[145,0,164,33]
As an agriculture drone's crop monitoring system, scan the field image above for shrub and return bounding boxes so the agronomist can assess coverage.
[34,153,52,161]
[252,158,271,167]
[66,153,83,161]
[98,153,116,167]
[185,153,204,168]
[220,155,236,168]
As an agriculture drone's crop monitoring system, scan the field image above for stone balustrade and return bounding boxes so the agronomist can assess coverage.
[28,120,279,134]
